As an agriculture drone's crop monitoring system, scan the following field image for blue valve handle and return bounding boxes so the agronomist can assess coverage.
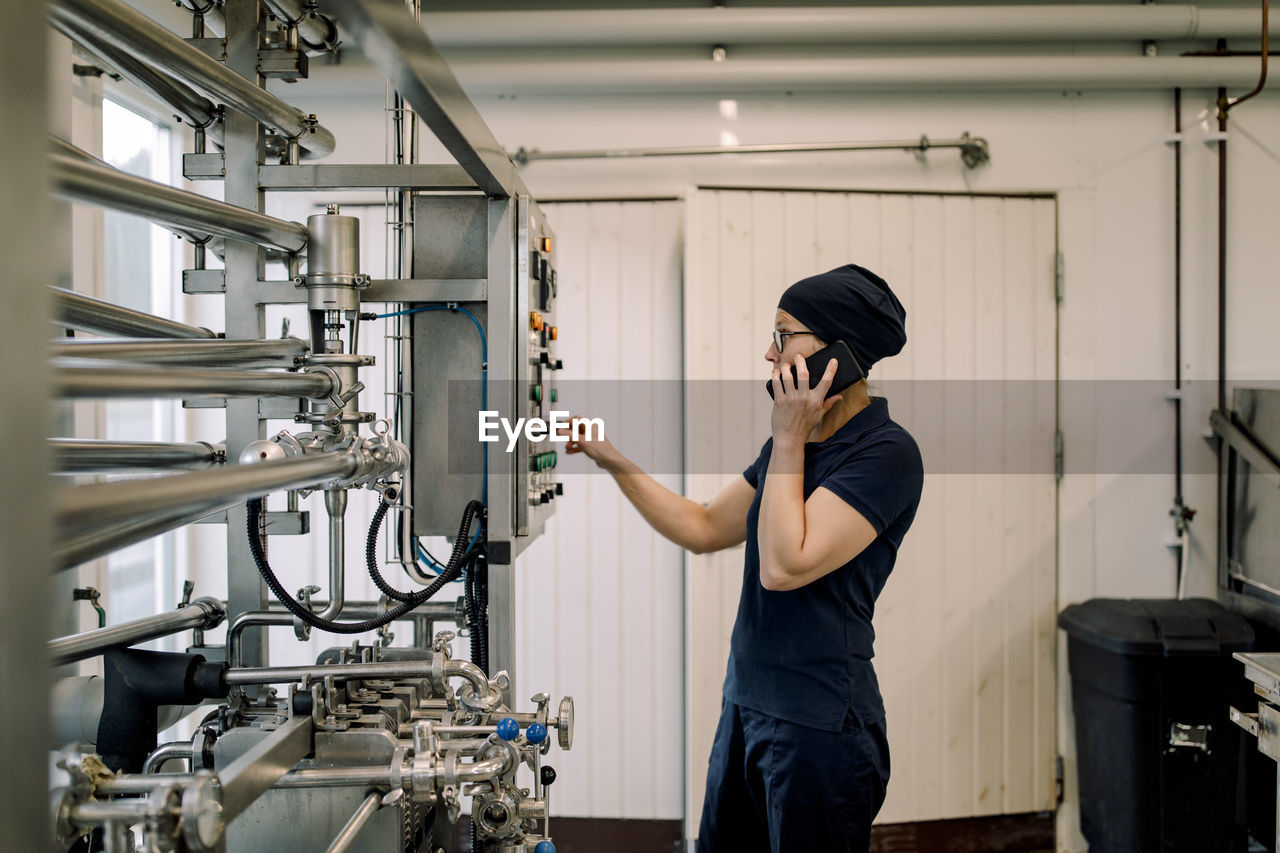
[535,841,556,853]
[526,722,548,745]
[495,717,520,741]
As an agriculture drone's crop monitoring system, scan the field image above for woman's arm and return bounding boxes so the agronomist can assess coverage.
[565,417,754,554]
[758,355,878,590]
[758,441,877,590]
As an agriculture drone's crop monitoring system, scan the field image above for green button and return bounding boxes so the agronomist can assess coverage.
[550,388,557,403]
[551,451,557,467]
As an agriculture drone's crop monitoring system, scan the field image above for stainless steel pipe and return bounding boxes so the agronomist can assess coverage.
[52,338,308,368]
[48,597,226,665]
[51,438,224,473]
[223,660,434,686]
[58,454,359,535]
[49,0,335,158]
[142,742,193,774]
[51,286,216,339]
[227,611,294,668]
[97,764,403,795]
[50,138,213,247]
[324,791,383,853]
[51,149,308,253]
[53,360,335,400]
[318,489,347,620]
[50,15,224,146]
[55,500,229,571]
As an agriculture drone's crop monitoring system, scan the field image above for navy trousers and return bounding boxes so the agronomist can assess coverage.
[696,700,890,853]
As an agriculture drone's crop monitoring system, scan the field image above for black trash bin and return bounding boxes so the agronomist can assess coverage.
[1058,597,1255,853]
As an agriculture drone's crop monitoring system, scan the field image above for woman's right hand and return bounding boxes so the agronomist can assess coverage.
[561,413,618,468]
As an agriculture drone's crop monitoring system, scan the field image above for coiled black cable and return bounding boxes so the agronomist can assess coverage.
[365,498,484,605]
[246,497,478,634]
[467,548,489,674]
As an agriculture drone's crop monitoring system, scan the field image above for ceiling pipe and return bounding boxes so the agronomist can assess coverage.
[422,6,1280,48]
[449,56,1270,96]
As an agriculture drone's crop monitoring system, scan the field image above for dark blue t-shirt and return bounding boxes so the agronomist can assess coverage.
[724,397,923,732]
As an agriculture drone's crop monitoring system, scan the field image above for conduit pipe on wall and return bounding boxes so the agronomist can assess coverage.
[1215,1,1269,414]
[450,56,1271,96]
[423,6,1280,47]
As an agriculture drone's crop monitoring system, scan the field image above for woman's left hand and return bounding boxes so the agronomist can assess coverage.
[769,354,842,445]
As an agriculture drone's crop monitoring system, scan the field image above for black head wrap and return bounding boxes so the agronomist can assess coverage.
[777,263,907,374]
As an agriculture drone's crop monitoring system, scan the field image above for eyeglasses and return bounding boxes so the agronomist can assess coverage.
[773,329,816,354]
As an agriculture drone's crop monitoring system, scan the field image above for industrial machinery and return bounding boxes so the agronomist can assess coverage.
[40,0,571,850]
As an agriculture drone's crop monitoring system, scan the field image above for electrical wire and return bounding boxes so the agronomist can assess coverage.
[246,497,464,634]
[365,498,484,604]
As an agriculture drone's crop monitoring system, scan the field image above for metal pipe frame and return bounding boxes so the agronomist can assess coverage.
[53,360,335,400]
[324,791,383,853]
[317,489,347,620]
[51,138,213,246]
[142,742,193,774]
[51,148,308,253]
[52,338,307,367]
[51,438,225,473]
[59,453,359,532]
[260,0,340,54]
[223,659,435,685]
[55,500,231,571]
[51,286,216,339]
[49,0,335,158]
[226,611,293,668]
[48,597,226,666]
[325,0,525,198]
[228,600,460,667]
[50,14,224,147]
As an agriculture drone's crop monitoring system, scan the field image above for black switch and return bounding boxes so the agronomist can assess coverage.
[555,482,563,495]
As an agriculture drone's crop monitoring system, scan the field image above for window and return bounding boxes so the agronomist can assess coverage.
[100,98,181,638]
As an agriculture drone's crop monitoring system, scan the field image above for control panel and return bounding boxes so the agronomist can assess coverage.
[409,194,562,563]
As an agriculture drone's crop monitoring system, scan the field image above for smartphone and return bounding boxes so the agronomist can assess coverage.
[766,339,865,400]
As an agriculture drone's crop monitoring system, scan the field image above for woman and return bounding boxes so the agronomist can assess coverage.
[567,263,924,852]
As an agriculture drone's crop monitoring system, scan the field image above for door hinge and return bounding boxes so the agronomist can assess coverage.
[1055,754,1065,805]
[1055,430,1065,481]
[1055,251,1065,304]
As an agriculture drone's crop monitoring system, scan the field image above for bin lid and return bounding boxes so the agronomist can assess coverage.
[1057,597,1255,656]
